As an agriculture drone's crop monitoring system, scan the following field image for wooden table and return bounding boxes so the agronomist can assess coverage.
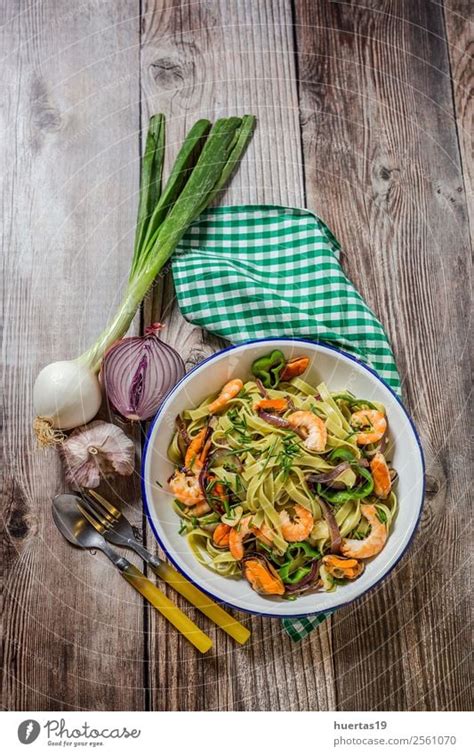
[2,0,472,712]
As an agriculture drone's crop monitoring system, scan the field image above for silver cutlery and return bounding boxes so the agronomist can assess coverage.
[77,489,250,644]
[52,494,213,653]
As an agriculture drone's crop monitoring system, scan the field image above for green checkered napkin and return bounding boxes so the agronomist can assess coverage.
[172,205,401,641]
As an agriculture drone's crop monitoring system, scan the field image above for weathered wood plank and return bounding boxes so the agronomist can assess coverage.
[140,0,336,712]
[294,0,472,711]
[444,0,473,241]
[2,0,471,714]
[1,0,145,710]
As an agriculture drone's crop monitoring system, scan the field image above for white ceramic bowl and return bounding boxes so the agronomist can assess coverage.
[142,339,425,617]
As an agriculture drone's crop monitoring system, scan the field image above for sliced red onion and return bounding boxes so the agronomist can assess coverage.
[258,409,305,439]
[315,495,342,554]
[199,460,226,515]
[257,409,291,428]
[286,396,296,412]
[101,323,185,421]
[176,415,191,445]
[198,457,210,500]
[255,378,268,398]
[308,462,350,486]
[175,415,190,460]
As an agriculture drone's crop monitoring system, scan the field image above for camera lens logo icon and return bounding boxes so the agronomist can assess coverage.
[18,720,41,744]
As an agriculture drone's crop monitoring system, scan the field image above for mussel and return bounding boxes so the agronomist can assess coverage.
[322,554,364,580]
[241,553,285,596]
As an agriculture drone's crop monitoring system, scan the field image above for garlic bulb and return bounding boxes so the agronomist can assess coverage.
[60,420,135,489]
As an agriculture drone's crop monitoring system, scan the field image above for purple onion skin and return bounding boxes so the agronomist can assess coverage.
[102,324,185,421]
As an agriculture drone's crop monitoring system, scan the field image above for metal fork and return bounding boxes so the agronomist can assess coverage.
[78,489,250,645]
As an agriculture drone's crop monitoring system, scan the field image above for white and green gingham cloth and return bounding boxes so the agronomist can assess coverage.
[172,205,401,641]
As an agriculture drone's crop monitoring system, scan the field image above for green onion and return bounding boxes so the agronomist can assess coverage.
[82,115,256,372]
[33,114,256,442]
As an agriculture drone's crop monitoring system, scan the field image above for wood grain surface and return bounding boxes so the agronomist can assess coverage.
[1,0,472,712]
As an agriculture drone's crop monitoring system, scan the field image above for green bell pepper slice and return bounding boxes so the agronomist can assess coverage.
[277,541,320,583]
[316,465,374,503]
[279,564,312,584]
[328,446,357,463]
[286,541,321,559]
[332,392,380,411]
[251,349,286,388]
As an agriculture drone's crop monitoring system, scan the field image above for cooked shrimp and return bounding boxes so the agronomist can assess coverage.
[213,523,231,548]
[229,515,253,560]
[341,504,387,559]
[279,504,314,542]
[351,409,387,446]
[370,452,392,498]
[169,470,203,506]
[253,520,275,547]
[253,398,289,413]
[280,356,310,381]
[208,379,243,414]
[287,411,327,452]
[184,427,208,470]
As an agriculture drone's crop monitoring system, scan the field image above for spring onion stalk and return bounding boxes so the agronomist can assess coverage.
[33,114,256,444]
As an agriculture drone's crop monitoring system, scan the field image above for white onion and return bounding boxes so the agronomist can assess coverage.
[33,360,102,431]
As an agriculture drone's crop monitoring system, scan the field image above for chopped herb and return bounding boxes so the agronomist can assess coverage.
[258,437,278,478]
[277,434,302,478]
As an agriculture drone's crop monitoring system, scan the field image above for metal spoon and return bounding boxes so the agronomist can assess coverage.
[52,494,212,653]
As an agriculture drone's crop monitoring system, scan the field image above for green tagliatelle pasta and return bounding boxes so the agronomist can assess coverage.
[167,366,398,600]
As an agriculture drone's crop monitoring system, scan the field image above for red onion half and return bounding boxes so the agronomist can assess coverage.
[101,324,185,421]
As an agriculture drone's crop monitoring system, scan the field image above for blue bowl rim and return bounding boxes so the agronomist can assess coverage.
[141,337,425,620]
